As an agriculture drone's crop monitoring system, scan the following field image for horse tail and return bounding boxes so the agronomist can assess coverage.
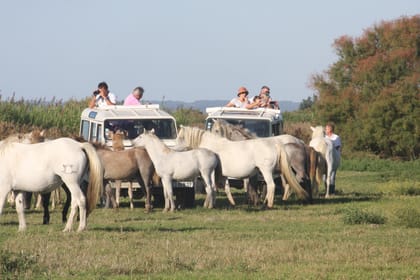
[214,156,224,192]
[308,146,319,198]
[276,143,309,201]
[80,142,103,216]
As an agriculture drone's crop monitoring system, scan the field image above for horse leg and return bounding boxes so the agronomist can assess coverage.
[280,174,291,201]
[136,173,152,213]
[7,191,15,207]
[104,182,117,209]
[51,190,56,210]
[64,183,87,232]
[161,177,175,212]
[329,169,337,195]
[62,184,71,223]
[224,180,236,206]
[325,168,332,198]
[201,171,215,209]
[35,193,42,210]
[261,171,276,208]
[128,182,134,209]
[41,192,51,225]
[247,176,261,206]
[23,192,32,210]
[115,180,121,208]
[0,190,11,216]
[15,192,27,231]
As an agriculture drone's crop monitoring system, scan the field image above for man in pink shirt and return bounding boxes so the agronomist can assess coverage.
[124,86,144,105]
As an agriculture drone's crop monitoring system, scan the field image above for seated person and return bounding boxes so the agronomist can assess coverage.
[258,85,279,109]
[226,87,260,109]
[89,81,117,108]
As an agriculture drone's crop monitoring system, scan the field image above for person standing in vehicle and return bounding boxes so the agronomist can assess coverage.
[226,86,260,109]
[89,81,117,108]
[258,85,278,109]
[124,86,144,105]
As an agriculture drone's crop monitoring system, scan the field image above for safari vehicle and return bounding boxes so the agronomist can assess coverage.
[205,106,283,137]
[205,106,284,189]
[79,105,195,208]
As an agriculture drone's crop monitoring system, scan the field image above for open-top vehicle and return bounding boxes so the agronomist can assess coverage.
[79,105,195,208]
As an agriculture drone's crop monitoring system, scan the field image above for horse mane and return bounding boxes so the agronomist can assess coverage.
[178,126,206,148]
[211,119,256,140]
[89,141,111,150]
[0,131,44,153]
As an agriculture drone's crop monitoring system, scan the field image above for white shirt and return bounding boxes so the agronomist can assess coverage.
[326,133,342,153]
[229,97,250,108]
[95,92,117,107]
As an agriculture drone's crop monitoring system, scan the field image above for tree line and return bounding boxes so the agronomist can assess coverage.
[310,15,419,160]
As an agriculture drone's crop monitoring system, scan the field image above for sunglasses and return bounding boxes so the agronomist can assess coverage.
[238,92,248,95]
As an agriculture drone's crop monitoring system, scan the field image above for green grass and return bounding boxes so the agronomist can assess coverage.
[1,170,420,279]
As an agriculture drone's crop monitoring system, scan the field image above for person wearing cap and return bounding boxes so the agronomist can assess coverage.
[226,86,260,109]
[89,81,117,108]
[258,85,278,109]
[124,86,144,105]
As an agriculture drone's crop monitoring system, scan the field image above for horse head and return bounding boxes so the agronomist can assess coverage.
[310,126,325,139]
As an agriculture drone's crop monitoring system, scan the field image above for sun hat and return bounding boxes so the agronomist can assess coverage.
[237,86,249,96]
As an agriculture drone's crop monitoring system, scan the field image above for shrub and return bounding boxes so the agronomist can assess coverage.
[342,207,386,225]
[395,185,420,196]
[394,207,420,228]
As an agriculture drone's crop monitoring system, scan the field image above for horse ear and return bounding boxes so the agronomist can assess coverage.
[150,128,155,134]
[310,126,315,131]
[40,129,46,137]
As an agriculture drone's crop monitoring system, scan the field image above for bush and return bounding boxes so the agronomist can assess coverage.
[394,207,420,228]
[396,185,420,196]
[342,207,386,225]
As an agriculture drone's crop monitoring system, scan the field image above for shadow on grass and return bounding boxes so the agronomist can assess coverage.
[312,192,383,205]
[92,225,209,233]
[207,190,384,210]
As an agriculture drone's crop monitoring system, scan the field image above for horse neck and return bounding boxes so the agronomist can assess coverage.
[112,134,125,151]
[143,135,171,160]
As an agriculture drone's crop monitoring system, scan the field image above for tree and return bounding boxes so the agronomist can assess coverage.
[310,15,420,159]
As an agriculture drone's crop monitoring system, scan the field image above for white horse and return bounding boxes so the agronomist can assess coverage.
[176,126,309,208]
[0,137,103,232]
[211,119,317,202]
[132,130,220,211]
[310,126,340,198]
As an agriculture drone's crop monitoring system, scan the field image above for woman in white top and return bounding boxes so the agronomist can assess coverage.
[226,86,260,109]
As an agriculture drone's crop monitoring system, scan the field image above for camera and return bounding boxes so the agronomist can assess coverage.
[93,90,100,96]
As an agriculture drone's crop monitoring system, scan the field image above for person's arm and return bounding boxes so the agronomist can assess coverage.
[225,98,236,107]
[89,96,97,108]
[104,93,116,105]
[245,100,260,109]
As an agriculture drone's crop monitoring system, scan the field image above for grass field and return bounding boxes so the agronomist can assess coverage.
[1,167,419,279]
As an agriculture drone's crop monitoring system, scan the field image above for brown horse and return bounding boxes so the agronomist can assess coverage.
[109,130,136,209]
[92,142,158,212]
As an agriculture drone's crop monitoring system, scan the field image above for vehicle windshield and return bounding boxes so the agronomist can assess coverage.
[206,118,270,137]
[104,119,177,140]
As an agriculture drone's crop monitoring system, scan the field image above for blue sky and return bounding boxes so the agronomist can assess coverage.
[0,1,418,103]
